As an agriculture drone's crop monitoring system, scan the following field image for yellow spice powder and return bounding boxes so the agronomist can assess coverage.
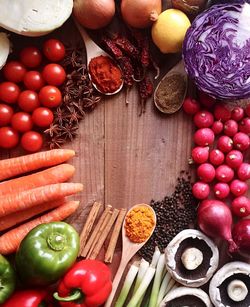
[125,205,155,243]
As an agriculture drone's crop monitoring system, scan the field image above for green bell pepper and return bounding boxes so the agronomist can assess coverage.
[0,254,15,304]
[15,221,79,286]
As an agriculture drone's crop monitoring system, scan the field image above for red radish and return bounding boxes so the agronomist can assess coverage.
[209,149,225,166]
[237,163,250,181]
[232,219,250,257]
[239,117,250,134]
[214,182,230,199]
[191,146,209,164]
[194,128,215,146]
[214,104,231,122]
[197,163,215,183]
[215,165,234,183]
[231,196,250,218]
[233,132,250,151]
[192,182,210,200]
[231,106,245,122]
[211,121,223,135]
[225,150,243,169]
[217,135,233,153]
[223,119,238,137]
[198,199,237,252]
[245,104,250,117]
[198,91,216,108]
[182,97,200,115]
[230,180,248,197]
[193,110,214,128]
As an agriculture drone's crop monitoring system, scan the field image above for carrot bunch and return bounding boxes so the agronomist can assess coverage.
[0,149,83,255]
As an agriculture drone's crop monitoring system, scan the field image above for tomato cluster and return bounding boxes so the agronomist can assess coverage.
[0,39,66,152]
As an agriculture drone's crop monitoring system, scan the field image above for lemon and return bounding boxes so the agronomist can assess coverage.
[152,9,191,54]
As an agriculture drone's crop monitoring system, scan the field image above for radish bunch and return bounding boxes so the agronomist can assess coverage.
[183,95,250,218]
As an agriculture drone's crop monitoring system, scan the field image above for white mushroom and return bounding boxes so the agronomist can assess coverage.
[0,32,10,70]
[181,247,203,270]
[0,0,73,37]
[227,279,248,302]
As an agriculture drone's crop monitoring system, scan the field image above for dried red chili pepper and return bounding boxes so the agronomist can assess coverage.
[138,76,153,115]
[114,37,139,59]
[102,37,123,59]
[118,56,134,87]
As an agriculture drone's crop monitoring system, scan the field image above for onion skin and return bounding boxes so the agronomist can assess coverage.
[121,0,162,28]
[232,219,250,257]
[73,0,115,30]
[198,199,237,253]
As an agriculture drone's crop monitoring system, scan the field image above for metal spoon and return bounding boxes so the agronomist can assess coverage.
[74,21,123,96]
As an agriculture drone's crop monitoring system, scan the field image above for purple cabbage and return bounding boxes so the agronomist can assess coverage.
[183,3,250,100]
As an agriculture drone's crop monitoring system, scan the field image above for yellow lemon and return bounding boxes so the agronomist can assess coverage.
[152,9,191,54]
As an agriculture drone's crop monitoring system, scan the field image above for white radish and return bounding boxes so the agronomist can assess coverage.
[0,32,10,70]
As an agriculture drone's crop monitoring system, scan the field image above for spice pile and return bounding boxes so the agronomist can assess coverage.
[139,172,197,262]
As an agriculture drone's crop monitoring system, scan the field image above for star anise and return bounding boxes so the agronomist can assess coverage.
[44,123,61,137]
[60,123,79,141]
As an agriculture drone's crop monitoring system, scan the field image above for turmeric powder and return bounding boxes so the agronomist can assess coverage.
[125,204,155,243]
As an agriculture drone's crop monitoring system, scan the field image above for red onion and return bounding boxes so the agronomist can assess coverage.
[232,219,250,257]
[198,199,237,253]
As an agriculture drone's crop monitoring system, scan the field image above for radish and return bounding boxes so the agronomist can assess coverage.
[215,165,234,183]
[198,199,237,253]
[211,121,223,135]
[197,163,215,183]
[194,128,214,146]
[217,135,233,153]
[230,180,248,197]
[233,132,250,151]
[182,97,200,115]
[231,196,250,218]
[192,182,210,200]
[214,182,230,199]
[214,104,231,122]
[223,119,238,137]
[239,117,250,134]
[225,150,243,169]
[231,106,244,122]
[237,163,250,181]
[198,91,216,108]
[191,146,209,164]
[209,149,225,166]
[194,110,214,128]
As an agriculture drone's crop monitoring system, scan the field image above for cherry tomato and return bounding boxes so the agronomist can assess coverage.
[21,131,43,152]
[42,63,66,86]
[0,127,19,149]
[23,71,45,91]
[0,104,14,126]
[0,82,20,104]
[20,46,42,68]
[38,85,62,108]
[43,39,66,62]
[18,90,40,112]
[11,112,33,132]
[3,61,27,83]
[32,107,54,127]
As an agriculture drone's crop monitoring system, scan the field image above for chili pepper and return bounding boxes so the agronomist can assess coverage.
[2,289,52,307]
[118,56,134,87]
[15,222,79,286]
[138,76,153,115]
[53,259,112,307]
[102,37,123,59]
[0,254,15,304]
[113,37,139,59]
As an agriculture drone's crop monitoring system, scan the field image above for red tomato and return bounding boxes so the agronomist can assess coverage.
[20,46,42,68]
[0,82,20,104]
[23,71,45,91]
[0,127,19,149]
[11,112,33,132]
[3,61,27,83]
[32,107,54,127]
[43,39,66,62]
[0,104,14,127]
[38,85,62,108]
[18,90,40,112]
[42,63,66,86]
[21,131,43,152]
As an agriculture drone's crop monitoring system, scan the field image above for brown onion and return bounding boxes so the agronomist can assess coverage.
[121,0,162,29]
[73,0,115,30]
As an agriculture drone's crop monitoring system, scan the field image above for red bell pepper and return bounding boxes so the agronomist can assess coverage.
[54,259,112,307]
[2,289,52,307]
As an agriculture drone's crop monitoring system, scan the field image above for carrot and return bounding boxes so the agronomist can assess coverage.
[0,149,75,181]
[0,164,75,196]
[0,198,66,231]
[0,182,83,217]
[0,200,80,255]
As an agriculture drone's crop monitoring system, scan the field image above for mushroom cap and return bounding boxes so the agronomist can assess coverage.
[165,229,219,287]
[159,286,213,307]
[209,261,250,307]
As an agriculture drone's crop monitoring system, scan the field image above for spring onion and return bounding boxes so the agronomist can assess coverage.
[165,278,176,294]
[156,272,171,306]
[133,258,150,295]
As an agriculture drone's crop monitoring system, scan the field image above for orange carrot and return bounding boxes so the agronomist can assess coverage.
[0,164,75,196]
[0,200,80,254]
[0,198,66,231]
[0,182,83,217]
[0,149,75,181]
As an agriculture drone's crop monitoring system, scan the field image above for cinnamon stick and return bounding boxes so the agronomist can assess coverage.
[89,208,120,260]
[78,202,102,257]
[81,205,112,257]
[104,208,127,263]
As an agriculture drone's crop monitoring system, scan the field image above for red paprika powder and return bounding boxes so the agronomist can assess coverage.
[88,55,123,94]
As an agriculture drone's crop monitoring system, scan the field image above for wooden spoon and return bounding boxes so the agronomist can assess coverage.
[74,21,123,96]
[154,60,188,114]
[104,204,156,307]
